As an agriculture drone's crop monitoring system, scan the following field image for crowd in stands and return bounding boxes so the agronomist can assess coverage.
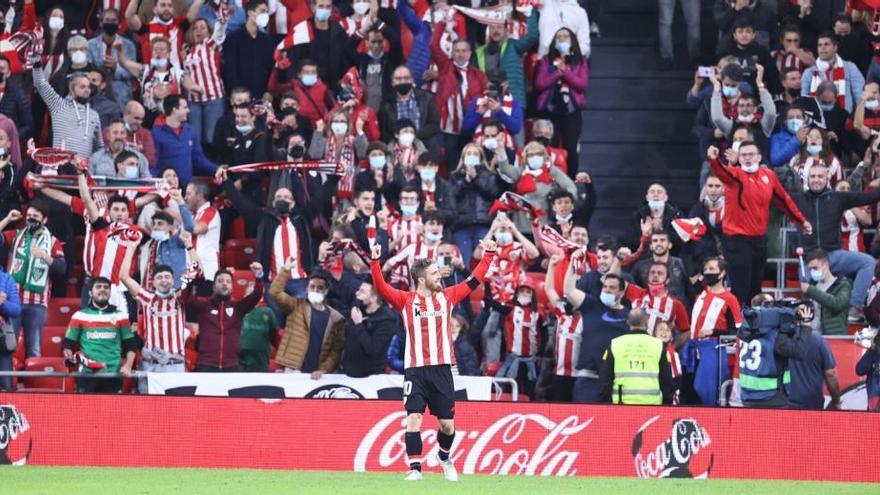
[0,0,875,411]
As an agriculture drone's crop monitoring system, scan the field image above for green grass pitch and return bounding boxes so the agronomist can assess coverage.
[2,467,878,495]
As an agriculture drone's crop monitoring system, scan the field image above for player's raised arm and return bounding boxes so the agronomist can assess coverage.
[446,240,497,305]
[370,244,407,309]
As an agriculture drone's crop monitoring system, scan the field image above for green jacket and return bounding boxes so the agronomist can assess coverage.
[806,277,852,335]
[474,10,540,108]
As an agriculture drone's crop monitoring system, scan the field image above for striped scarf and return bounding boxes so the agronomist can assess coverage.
[325,133,357,199]
[772,49,807,72]
[809,55,847,108]
[10,227,51,294]
[476,91,514,119]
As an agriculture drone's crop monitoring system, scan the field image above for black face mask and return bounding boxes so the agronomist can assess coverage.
[102,23,119,36]
[274,199,291,215]
[703,272,721,286]
[394,83,412,96]
[535,136,551,147]
[288,143,305,159]
[0,72,5,85]
[74,96,89,105]
[215,293,230,301]
[26,218,41,233]
[786,87,800,98]
[89,84,99,96]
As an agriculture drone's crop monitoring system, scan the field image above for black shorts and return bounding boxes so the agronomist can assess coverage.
[403,364,455,419]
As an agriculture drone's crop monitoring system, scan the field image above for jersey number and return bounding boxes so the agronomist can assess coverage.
[403,380,413,398]
[738,340,763,371]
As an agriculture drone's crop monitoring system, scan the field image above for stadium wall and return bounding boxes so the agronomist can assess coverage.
[0,393,877,482]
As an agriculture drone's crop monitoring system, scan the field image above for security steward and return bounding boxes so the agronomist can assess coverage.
[598,308,675,405]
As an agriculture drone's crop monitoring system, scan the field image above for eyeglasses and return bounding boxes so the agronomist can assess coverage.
[739,152,759,158]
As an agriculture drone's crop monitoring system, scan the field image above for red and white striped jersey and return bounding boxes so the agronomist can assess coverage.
[485,243,531,306]
[690,289,742,339]
[841,208,866,252]
[270,218,307,280]
[551,304,582,377]
[386,238,439,290]
[71,196,138,284]
[136,288,186,355]
[141,67,184,111]
[183,23,226,102]
[388,214,422,252]
[3,229,64,306]
[439,83,466,135]
[421,181,437,205]
[143,14,188,69]
[505,305,540,357]
[371,251,495,369]
[191,202,220,280]
[392,143,419,171]
[789,154,844,190]
[635,293,690,336]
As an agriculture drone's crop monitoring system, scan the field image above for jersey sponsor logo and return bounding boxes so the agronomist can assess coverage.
[85,330,118,340]
[601,312,626,323]
[631,416,713,479]
[225,308,234,317]
[0,405,32,465]
[305,385,365,399]
[412,304,444,318]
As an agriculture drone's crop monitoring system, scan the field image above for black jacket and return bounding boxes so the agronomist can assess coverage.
[0,82,32,141]
[222,27,276,98]
[445,166,504,230]
[792,187,880,251]
[342,304,399,378]
[378,88,441,143]
[454,333,480,376]
[630,203,683,250]
[281,19,359,90]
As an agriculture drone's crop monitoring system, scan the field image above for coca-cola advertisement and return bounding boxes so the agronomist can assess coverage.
[0,393,878,482]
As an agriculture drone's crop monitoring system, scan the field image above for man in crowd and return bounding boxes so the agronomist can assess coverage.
[801,249,853,335]
[153,95,218,188]
[89,120,151,178]
[342,281,398,378]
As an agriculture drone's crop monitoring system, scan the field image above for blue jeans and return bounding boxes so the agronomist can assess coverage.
[868,59,880,84]
[453,225,490,268]
[10,304,47,358]
[264,278,308,327]
[0,323,22,391]
[188,97,225,146]
[658,0,700,61]
[572,376,602,403]
[829,249,876,308]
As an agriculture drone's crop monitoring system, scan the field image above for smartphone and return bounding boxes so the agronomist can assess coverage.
[443,255,453,267]
[697,66,713,77]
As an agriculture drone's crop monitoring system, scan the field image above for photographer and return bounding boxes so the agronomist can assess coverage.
[800,249,853,335]
[738,293,810,408]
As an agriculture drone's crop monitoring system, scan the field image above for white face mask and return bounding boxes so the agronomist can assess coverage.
[482,137,498,150]
[331,122,348,135]
[307,291,325,305]
[352,1,370,15]
[495,231,512,245]
[49,16,64,31]
[741,163,759,173]
[398,132,415,147]
[517,294,532,306]
[255,12,270,29]
[70,51,88,66]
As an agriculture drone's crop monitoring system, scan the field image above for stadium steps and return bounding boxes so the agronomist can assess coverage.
[580,0,702,242]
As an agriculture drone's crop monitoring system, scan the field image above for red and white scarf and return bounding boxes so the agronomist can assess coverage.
[772,49,808,72]
[515,165,552,195]
[393,143,418,171]
[704,197,725,228]
[809,55,847,108]
[325,134,357,199]
[475,91,514,119]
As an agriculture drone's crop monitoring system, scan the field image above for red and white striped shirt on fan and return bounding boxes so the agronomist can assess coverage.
[71,197,135,285]
[841,209,866,252]
[385,238,439,290]
[192,202,220,280]
[136,289,186,355]
[183,19,227,103]
[142,14,188,69]
[690,289,742,339]
[388,215,422,252]
[3,229,64,306]
[485,242,532,306]
[635,293,690,336]
[270,219,307,280]
[504,305,540,357]
[371,251,495,369]
[551,304,582,377]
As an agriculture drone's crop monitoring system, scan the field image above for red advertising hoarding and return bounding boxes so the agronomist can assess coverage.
[1,393,877,482]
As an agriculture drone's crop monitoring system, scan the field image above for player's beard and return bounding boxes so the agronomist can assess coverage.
[425,278,443,292]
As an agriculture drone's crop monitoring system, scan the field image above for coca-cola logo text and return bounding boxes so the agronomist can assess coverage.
[354,411,593,476]
[631,416,713,479]
[0,405,32,465]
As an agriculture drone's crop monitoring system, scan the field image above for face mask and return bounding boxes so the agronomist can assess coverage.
[648,200,665,210]
[419,168,437,182]
[425,231,443,242]
[731,141,742,152]
[495,231,512,245]
[517,295,533,306]
[787,118,804,134]
[274,199,290,215]
[867,99,880,110]
[810,269,824,283]
[527,155,544,170]
[819,102,835,112]
[369,155,386,170]
[368,50,383,60]
[307,291,326,305]
[555,41,571,55]
[26,218,41,233]
[74,95,89,105]
[70,51,88,65]
[786,87,800,98]
[482,137,498,150]
[648,283,665,297]
[124,121,134,133]
[737,113,753,123]
[155,288,171,297]
[331,122,348,135]
[314,8,332,22]
[702,272,721,286]
[535,136,551,147]
[301,74,318,87]
[599,291,617,307]
[124,165,139,179]
[352,1,370,14]
[722,86,739,99]
[151,58,168,69]
[150,230,170,242]
[289,144,305,159]
[48,16,64,31]
[394,83,412,96]
[453,60,469,69]
[741,163,759,173]
[236,124,254,134]
[255,12,270,29]
[432,10,444,24]
[398,132,415,147]
[400,204,418,217]
[807,143,823,155]
[556,212,572,222]
[102,23,119,36]
[463,155,480,167]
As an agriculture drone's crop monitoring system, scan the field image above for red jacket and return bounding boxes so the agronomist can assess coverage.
[430,22,487,132]
[709,158,806,237]
[182,281,264,369]
[268,73,334,125]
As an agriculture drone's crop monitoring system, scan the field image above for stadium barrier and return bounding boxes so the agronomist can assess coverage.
[0,392,877,482]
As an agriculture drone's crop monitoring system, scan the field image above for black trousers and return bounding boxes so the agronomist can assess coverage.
[721,234,767,306]
[550,112,584,181]
[550,375,575,402]
[76,376,122,394]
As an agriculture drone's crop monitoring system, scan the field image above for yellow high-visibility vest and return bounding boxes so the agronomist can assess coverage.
[610,332,663,405]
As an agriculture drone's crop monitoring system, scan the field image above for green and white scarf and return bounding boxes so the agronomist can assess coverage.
[10,227,52,294]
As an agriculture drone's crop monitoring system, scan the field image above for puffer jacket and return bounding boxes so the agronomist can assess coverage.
[445,165,505,230]
[270,269,345,371]
[805,277,852,336]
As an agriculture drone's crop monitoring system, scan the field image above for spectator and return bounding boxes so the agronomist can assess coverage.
[0,56,32,143]
[713,0,777,51]
[462,69,524,140]
[49,35,96,97]
[833,14,872,77]
[63,276,134,393]
[630,183,683,248]
[855,331,880,411]
[497,282,543,398]
[769,105,809,168]
[810,81,849,158]
[184,181,221,291]
[414,151,449,214]
[654,320,683,403]
[308,108,369,202]
[777,0,831,51]
[534,28,589,179]
[0,260,21,391]
[707,144,810,304]
[212,87,253,156]
[771,25,816,74]
[186,263,264,372]
[685,175,725,266]
[437,241,475,321]
[801,249,853,336]
[710,64,776,147]
[632,260,691,336]
[357,27,402,112]
[537,0,590,60]
[836,180,871,253]
[116,36,190,117]
[378,65,440,146]
[342,281,397,378]
[531,119,569,174]
[239,286,281,373]
[774,67,808,119]
[196,0,246,33]
[271,259,345,378]
[120,101,157,166]
[853,82,880,156]
[222,0,276,100]
[184,16,230,150]
[152,95,218,188]
[87,8,136,111]
[89,120,151,178]
[137,209,195,291]
[801,32,865,114]
[86,68,122,128]
[788,329,841,410]
[474,9,539,109]
[342,187,389,257]
[138,169,187,234]
[717,15,781,95]
[545,255,583,402]
[657,0,700,69]
[125,0,203,69]
[451,314,479,376]
[278,59,334,126]
[787,127,843,190]
[280,0,358,89]
[474,120,515,170]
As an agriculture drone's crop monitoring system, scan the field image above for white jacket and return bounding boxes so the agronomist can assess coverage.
[537,0,591,59]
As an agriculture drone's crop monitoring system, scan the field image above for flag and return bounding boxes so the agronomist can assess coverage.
[672,217,708,243]
[539,225,581,252]
[367,215,377,248]
[487,191,546,218]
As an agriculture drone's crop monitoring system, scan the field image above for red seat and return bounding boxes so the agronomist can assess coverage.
[222,238,258,270]
[231,270,256,301]
[73,235,85,259]
[228,216,247,240]
[41,325,68,358]
[46,297,80,327]
[22,357,73,392]
[67,264,85,298]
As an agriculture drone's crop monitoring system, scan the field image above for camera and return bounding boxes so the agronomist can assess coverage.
[742,300,809,336]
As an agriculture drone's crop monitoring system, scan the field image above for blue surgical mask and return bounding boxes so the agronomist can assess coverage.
[463,155,480,167]
[124,165,139,179]
[151,58,168,69]
[786,118,804,134]
[314,7,332,22]
[721,86,739,99]
[806,144,823,155]
[495,231,512,245]
[400,204,418,217]
[819,102,835,112]
[235,124,254,134]
[810,269,824,283]
[648,200,665,210]
[425,231,443,242]
[150,230,170,242]
[369,155,386,170]
[419,168,437,182]
[301,74,318,87]
[527,156,544,170]
[867,99,880,111]
[555,41,570,55]
[599,291,617,307]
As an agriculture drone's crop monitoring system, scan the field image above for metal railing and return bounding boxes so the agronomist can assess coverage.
[490,377,520,401]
